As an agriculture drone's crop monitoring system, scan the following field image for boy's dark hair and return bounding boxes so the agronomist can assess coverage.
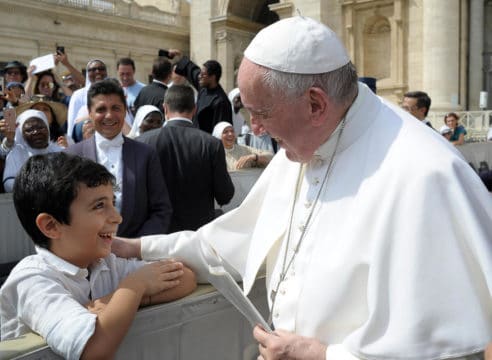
[116,57,135,70]
[164,85,195,113]
[13,152,115,249]
[87,78,126,110]
[152,57,172,81]
[403,90,431,116]
[203,60,222,82]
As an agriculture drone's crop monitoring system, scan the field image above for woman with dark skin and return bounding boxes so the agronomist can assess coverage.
[2,110,61,192]
[128,105,164,138]
[16,97,67,145]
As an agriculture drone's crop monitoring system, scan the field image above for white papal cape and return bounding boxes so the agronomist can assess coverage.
[142,84,492,359]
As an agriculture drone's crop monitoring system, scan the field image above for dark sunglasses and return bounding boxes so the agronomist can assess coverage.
[87,66,106,73]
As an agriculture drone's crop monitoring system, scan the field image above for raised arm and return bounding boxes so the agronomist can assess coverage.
[55,51,85,89]
[173,55,201,91]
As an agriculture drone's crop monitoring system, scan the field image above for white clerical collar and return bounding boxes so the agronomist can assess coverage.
[311,83,380,164]
[95,132,124,149]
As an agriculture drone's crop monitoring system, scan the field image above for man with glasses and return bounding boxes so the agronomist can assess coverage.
[67,60,108,141]
[401,90,433,128]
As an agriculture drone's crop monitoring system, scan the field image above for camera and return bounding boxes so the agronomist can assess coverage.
[56,45,65,54]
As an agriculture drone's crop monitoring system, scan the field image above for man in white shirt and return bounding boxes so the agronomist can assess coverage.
[114,17,492,359]
[117,57,145,122]
[401,90,434,128]
[66,79,172,237]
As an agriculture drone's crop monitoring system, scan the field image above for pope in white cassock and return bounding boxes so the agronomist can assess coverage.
[114,17,492,359]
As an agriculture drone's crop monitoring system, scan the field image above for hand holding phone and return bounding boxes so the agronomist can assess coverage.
[3,108,16,130]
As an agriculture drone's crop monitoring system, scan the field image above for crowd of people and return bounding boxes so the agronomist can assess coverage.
[0,15,491,360]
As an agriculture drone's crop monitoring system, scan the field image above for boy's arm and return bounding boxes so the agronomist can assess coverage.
[85,265,197,312]
[146,266,197,305]
[81,260,184,359]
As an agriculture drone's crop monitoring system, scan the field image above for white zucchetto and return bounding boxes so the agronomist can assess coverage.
[244,16,350,74]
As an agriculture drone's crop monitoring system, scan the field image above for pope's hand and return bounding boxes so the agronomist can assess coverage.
[254,326,326,360]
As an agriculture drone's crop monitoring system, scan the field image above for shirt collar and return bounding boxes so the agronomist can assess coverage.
[152,79,169,86]
[95,131,124,148]
[311,83,380,165]
[167,117,193,124]
[36,246,88,278]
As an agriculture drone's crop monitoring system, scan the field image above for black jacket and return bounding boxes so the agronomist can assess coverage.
[175,57,232,133]
[133,81,168,114]
[137,119,234,231]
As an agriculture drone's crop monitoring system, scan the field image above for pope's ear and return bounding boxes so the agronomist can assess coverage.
[308,87,329,127]
[35,213,61,240]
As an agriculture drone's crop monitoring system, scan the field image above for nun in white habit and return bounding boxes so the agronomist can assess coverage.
[3,110,61,192]
[115,17,492,360]
[127,105,164,139]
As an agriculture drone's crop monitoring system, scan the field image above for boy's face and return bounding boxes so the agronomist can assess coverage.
[89,93,126,140]
[54,183,122,268]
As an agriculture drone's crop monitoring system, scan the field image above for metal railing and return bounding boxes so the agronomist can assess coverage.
[427,110,492,142]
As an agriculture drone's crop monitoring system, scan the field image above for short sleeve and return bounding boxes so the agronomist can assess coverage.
[16,272,97,360]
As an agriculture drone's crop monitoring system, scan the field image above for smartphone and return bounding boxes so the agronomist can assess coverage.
[0,76,4,96]
[3,108,16,129]
[56,45,65,54]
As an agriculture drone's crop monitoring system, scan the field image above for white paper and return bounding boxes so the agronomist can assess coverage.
[30,54,55,74]
[200,240,273,333]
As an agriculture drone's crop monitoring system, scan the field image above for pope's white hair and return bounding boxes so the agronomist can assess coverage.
[260,62,358,106]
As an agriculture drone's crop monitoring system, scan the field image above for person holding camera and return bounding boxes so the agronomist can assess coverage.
[133,57,173,116]
[162,49,232,134]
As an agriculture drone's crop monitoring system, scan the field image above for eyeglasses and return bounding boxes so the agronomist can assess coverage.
[6,70,21,76]
[23,124,48,135]
[39,82,54,89]
[87,66,106,73]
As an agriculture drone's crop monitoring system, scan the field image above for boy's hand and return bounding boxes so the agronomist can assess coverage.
[128,260,184,296]
[86,298,109,315]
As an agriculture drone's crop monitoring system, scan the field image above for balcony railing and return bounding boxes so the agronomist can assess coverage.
[428,110,492,142]
[54,0,114,12]
[39,0,185,27]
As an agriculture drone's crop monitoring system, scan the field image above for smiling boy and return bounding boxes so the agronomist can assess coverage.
[0,152,196,359]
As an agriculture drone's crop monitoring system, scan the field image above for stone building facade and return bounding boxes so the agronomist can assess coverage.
[1,0,491,112]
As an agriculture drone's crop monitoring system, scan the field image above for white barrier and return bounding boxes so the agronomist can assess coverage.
[0,277,269,360]
[0,194,33,266]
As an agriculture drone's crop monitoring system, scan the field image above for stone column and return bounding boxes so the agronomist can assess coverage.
[214,27,233,92]
[469,0,485,110]
[423,0,462,110]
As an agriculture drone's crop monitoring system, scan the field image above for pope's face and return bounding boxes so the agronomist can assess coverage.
[238,58,313,163]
